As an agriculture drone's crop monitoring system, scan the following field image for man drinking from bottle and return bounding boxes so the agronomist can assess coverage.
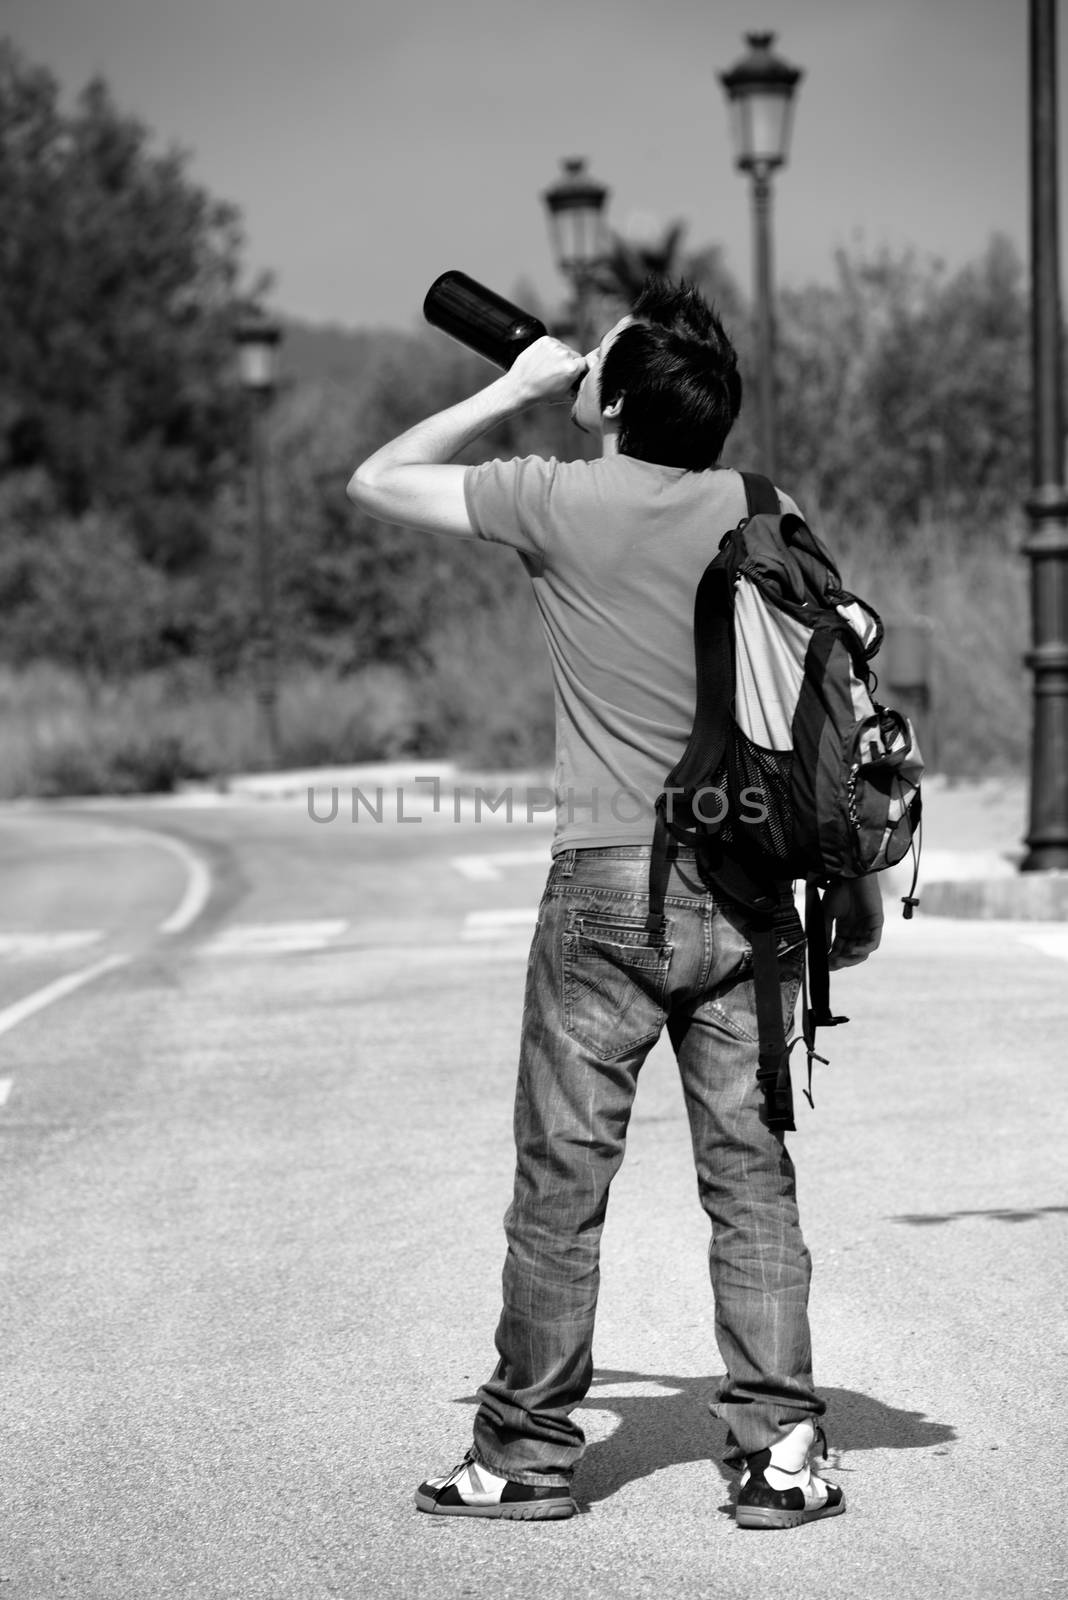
[347,277,881,1528]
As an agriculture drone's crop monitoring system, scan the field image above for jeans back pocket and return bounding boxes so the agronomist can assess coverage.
[561,908,672,1062]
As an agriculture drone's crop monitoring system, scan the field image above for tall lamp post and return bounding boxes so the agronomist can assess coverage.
[1022,0,1068,870]
[719,32,803,481]
[542,155,610,357]
[233,313,283,768]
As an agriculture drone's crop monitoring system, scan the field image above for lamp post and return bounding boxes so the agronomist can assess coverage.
[719,32,803,481]
[233,313,283,768]
[1022,0,1068,870]
[542,154,610,361]
[542,157,610,459]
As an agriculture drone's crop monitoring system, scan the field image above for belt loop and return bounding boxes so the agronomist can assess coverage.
[558,849,576,877]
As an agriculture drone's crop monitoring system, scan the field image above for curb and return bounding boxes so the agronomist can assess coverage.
[216,761,461,801]
[919,871,1068,921]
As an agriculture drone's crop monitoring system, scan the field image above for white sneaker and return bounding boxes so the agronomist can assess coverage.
[736,1420,845,1529]
[415,1451,577,1519]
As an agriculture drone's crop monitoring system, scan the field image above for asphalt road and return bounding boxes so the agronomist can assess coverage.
[0,787,1066,1600]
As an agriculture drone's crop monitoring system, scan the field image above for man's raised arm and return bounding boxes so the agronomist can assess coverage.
[346,336,586,539]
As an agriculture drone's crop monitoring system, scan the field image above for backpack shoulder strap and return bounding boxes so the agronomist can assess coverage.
[647,470,782,938]
[739,471,781,517]
[662,563,732,794]
[664,470,777,794]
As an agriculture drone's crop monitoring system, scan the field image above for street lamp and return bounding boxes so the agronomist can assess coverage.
[233,312,283,768]
[542,155,610,355]
[719,31,803,480]
[1022,0,1068,870]
[542,157,610,459]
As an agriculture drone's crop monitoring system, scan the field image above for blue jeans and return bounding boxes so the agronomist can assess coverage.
[471,844,824,1487]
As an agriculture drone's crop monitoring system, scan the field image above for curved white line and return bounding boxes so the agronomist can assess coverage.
[74,820,214,936]
[149,833,214,935]
[0,954,130,1040]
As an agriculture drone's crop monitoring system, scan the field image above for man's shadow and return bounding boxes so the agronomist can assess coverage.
[455,1370,955,1505]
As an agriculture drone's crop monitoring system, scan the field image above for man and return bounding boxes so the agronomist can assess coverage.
[347,279,882,1529]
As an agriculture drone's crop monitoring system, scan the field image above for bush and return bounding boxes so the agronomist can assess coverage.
[0,661,426,797]
[0,507,1032,796]
[412,591,555,767]
[274,664,419,767]
[828,509,1029,776]
[31,730,205,798]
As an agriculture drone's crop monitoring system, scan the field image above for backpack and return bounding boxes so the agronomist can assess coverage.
[645,471,923,1132]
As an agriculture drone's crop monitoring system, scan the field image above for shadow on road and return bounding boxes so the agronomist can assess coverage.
[890,1204,1068,1225]
[454,1369,956,1505]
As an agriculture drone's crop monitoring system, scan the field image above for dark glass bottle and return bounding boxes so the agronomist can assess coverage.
[423,270,548,369]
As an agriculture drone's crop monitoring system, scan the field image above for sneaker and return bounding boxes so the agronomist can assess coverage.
[414,1452,577,1520]
[735,1420,845,1530]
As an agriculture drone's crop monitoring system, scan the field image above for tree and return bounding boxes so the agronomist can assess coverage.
[0,39,259,578]
[594,220,745,338]
[772,237,1029,527]
[265,329,543,676]
[600,219,690,304]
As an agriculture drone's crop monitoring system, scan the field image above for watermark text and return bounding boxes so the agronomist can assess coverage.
[306,779,769,827]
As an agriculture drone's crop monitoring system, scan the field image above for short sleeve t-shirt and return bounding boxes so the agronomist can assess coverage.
[463,453,798,853]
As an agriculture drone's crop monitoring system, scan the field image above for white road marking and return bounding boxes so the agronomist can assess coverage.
[0,1079,12,1106]
[0,953,131,1040]
[1017,929,1068,962]
[350,940,535,971]
[146,832,214,934]
[198,919,349,957]
[0,931,102,958]
[47,818,214,937]
[456,941,534,962]
[451,849,549,883]
[462,908,539,941]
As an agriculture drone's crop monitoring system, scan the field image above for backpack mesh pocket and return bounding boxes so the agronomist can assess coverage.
[719,733,796,866]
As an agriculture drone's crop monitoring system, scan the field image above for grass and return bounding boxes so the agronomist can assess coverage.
[0,514,1029,798]
[0,661,424,799]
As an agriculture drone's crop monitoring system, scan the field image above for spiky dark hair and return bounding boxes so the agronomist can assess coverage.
[599,276,742,470]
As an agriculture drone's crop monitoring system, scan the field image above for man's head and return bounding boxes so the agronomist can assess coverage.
[573,277,742,470]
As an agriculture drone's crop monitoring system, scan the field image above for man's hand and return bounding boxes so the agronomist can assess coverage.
[821,875,884,970]
[346,337,587,539]
[506,336,588,407]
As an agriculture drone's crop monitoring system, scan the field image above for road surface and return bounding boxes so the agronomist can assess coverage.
[0,785,1065,1599]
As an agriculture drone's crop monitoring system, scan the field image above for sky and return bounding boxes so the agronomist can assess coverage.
[0,0,1060,335]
